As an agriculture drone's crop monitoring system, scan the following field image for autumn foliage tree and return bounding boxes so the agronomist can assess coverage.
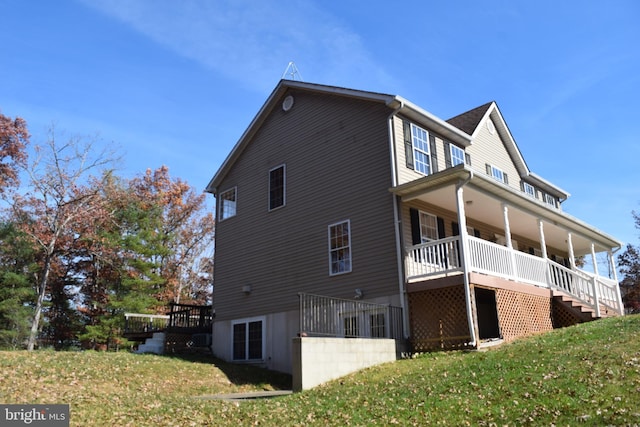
[10,128,117,350]
[618,210,640,314]
[0,114,215,350]
[0,112,29,194]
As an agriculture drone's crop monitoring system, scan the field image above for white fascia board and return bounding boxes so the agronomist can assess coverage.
[396,96,473,147]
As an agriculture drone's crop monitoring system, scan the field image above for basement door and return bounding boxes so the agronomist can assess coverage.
[474,288,501,340]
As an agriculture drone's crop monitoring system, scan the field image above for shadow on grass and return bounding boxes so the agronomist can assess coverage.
[160,352,292,390]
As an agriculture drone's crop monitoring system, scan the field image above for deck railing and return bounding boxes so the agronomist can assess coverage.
[299,293,403,339]
[124,313,170,334]
[168,303,213,332]
[406,235,622,315]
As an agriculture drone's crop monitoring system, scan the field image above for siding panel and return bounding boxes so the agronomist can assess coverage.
[214,90,399,321]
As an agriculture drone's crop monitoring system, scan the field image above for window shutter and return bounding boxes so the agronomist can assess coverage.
[451,221,460,236]
[465,153,471,166]
[444,141,451,168]
[429,134,438,173]
[403,120,414,170]
[485,163,491,175]
[437,217,445,239]
[410,208,421,245]
[503,173,509,185]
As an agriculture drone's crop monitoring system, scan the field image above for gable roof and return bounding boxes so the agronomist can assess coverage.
[446,101,493,135]
[205,80,471,194]
[448,101,570,200]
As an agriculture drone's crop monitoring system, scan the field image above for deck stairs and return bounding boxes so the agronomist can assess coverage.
[552,290,597,322]
[136,332,165,354]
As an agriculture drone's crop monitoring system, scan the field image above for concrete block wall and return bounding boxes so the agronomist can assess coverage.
[292,337,402,391]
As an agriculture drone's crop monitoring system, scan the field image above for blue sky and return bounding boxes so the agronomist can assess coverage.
[1,0,639,248]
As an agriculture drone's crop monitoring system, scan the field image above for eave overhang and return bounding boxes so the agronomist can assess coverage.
[390,165,621,254]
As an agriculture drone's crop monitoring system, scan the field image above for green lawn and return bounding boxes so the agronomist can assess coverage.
[1,315,639,426]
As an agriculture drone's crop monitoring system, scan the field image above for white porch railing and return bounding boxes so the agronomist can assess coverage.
[406,235,622,316]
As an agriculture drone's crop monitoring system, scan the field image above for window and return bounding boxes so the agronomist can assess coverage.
[487,164,508,184]
[411,124,432,176]
[544,193,557,208]
[219,187,237,220]
[450,144,465,167]
[269,165,285,210]
[523,182,536,198]
[419,211,439,242]
[329,220,351,275]
[232,318,263,361]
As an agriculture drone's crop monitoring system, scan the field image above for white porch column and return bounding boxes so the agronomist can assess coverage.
[591,243,601,318]
[502,204,517,278]
[538,219,548,259]
[609,250,625,315]
[455,179,476,347]
[567,232,576,269]
[590,243,599,276]
[502,204,513,250]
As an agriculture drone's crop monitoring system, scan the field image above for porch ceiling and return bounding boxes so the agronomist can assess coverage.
[391,166,621,255]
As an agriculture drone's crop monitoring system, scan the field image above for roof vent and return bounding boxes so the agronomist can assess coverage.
[282,95,294,112]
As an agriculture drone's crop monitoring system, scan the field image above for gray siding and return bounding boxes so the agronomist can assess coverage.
[214,90,399,321]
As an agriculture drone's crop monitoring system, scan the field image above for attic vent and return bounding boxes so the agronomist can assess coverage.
[282,95,294,112]
[487,119,496,134]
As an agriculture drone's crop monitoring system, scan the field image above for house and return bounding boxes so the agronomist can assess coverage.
[205,79,623,386]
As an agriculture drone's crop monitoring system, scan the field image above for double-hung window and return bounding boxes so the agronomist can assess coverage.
[411,124,432,176]
[232,317,264,361]
[329,220,351,275]
[219,187,237,220]
[269,165,285,211]
[419,211,439,242]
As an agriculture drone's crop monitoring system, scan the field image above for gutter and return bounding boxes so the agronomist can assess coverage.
[387,100,409,339]
[456,169,477,348]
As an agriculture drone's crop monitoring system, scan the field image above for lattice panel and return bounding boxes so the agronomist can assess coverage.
[494,288,553,342]
[551,301,582,328]
[409,285,470,351]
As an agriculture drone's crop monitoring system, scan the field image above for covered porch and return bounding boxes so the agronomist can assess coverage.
[391,165,623,350]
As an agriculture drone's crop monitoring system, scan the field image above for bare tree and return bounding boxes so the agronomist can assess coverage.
[10,127,119,350]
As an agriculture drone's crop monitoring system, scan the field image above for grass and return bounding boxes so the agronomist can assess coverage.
[1,315,640,426]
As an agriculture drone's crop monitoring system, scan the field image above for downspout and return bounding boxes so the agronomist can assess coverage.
[387,101,408,338]
[455,170,477,348]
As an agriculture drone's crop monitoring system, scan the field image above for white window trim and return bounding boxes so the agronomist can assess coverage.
[268,164,286,211]
[489,165,506,183]
[419,210,439,242]
[544,193,557,208]
[523,182,535,198]
[218,186,237,221]
[450,144,465,167]
[328,219,352,276]
[231,316,265,362]
[411,123,432,176]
